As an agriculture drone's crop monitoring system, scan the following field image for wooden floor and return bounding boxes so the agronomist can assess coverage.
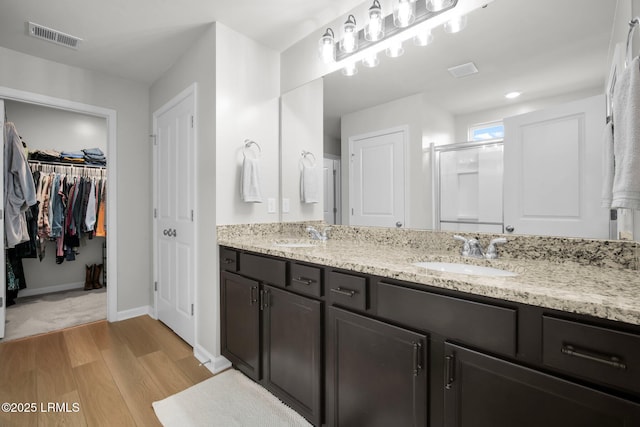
[0,315,213,427]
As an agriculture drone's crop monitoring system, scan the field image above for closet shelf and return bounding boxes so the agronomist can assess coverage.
[28,159,106,170]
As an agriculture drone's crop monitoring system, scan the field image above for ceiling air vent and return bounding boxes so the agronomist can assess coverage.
[27,22,82,50]
[447,62,479,79]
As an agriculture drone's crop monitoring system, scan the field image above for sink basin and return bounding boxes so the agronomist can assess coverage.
[413,262,517,277]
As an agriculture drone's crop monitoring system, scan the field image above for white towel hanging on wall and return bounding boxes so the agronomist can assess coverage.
[611,56,640,209]
[300,151,319,204]
[240,140,263,203]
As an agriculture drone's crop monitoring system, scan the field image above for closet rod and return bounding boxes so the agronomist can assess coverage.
[28,159,106,170]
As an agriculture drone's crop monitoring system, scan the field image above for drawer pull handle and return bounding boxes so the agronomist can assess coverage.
[292,276,315,286]
[561,344,627,370]
[330,287,356,297]
[223,258,235,264]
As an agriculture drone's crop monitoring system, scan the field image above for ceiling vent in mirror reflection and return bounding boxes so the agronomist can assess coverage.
[447,61,479,78]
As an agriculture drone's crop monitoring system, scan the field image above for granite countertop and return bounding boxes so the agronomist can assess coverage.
[218,234,640,326]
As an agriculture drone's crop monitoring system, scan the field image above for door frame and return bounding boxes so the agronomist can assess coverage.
[347,125,409,227]
[323,154,342,225]
[0,86,118,323]
[151,83,198,340]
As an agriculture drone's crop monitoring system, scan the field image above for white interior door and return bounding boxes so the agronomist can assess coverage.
[503,94,608,238]
[0,99,5,339]
[350,128,405,227]
[154,89,195,346]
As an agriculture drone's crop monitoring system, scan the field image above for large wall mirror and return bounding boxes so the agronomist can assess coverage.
[317,0,622,239]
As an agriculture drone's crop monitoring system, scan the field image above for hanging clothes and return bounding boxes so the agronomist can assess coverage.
[3,122,37,248]
[28,161,106,263]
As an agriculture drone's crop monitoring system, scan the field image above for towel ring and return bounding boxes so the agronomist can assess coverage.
[301,150,316,167]
[625,17,640,68]
[243,139,261,159]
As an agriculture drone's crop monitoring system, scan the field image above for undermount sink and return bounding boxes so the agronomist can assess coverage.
[413,261,517,277]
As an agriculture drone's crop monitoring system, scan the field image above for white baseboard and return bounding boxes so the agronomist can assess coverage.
[116,305,153,321]
[194,345,231,374]
[18,281,85,298]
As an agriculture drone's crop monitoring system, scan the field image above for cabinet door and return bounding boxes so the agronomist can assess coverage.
[443,343,640,427]
[220,271,260,381]
[327,306,428,427]
[262,285,322,426]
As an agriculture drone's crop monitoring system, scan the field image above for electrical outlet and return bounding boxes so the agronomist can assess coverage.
[267,198,276,213]
[282,198,290,213]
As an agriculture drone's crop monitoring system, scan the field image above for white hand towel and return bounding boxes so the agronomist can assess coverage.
[611,56,640,209]
[240,157,263,203]
[601,121,614,208]
[300,163,320,204]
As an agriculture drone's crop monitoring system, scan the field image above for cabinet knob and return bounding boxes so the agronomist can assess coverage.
[505,225,515,233]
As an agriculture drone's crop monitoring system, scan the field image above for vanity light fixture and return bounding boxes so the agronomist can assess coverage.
[340,15,358,53]
[320,0,491,77]
[414,28,434,46]
[342,62,359,76]
[394,0,416,28]
[365,0,385,42]
[505,91,521,99]
[318,28,335,63]
[363,52,380,67]
[386,39,405,57]
[443,13,467,33]
[426,0,454,12]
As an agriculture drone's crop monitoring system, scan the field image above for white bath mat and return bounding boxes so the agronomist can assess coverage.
[152,369,312,427]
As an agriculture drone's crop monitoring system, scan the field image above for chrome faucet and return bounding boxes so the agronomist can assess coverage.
[453,235,507,259]
[306,226,331,241]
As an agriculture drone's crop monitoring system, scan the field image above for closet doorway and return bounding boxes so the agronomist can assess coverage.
[0,87,117,340]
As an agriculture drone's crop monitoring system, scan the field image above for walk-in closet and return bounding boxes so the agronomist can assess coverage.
[2,100,108,341]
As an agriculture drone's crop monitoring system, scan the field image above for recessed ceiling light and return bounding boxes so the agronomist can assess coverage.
[505,91,521,99]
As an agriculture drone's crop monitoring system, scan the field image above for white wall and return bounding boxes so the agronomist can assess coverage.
[0,46,151,314]
[150,24,220,366]
[216,23,280,225]
[5,100,106,293]
[281,78,324,223]
[341,93,450,229]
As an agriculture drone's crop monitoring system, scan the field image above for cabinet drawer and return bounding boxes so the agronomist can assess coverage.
[377,282,517,357]
[220,248,238,272]
[239,253,286,287]
[542,316,640,394]
[289,263,322,297]
[328,271,368,311]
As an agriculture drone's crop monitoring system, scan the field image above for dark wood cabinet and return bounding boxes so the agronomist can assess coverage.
[220,250,323,426]
[220,271,260,380]
[443,342,640,427]
[262,285,322,425]
[327,306,428,427]
[220,246,640,427]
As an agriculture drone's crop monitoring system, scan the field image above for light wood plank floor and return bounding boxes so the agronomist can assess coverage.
[0,315,213,427]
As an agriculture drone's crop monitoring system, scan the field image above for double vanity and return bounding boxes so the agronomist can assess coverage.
[218,223,640,426]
